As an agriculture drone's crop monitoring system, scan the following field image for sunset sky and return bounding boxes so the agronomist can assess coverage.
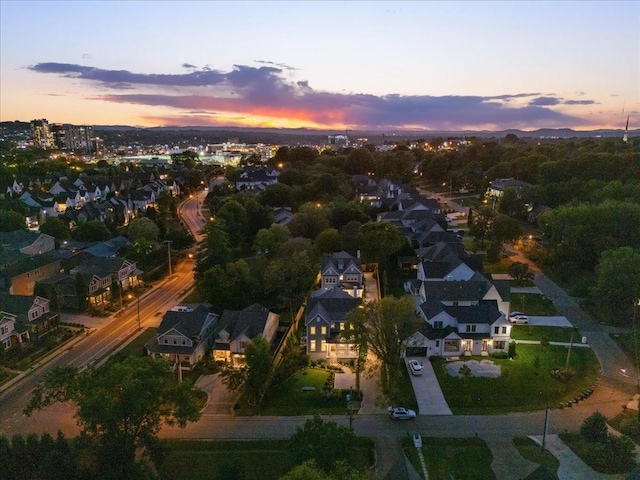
[1,1,638,131]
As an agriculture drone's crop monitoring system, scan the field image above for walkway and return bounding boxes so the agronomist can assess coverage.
[529,435,628,480]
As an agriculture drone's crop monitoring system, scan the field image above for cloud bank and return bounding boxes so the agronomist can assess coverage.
[28,62,597,130]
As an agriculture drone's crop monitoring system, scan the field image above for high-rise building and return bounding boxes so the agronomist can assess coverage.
[66,125,94,153]
[30,119,52,149]
[50,123,67,150]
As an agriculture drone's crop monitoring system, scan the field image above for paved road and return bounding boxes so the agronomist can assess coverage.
[178,190,208,243]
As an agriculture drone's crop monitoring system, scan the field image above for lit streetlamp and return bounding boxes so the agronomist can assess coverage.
[128,294,141,330]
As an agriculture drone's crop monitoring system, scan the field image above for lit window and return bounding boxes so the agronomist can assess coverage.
[310,340,316,351]
[310,326,316,335]
[321,326,327,335]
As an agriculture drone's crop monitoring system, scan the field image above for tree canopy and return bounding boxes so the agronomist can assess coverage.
[24,356,202,478]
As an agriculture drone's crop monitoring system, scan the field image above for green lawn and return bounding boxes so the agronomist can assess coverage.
[159,438,374,480]
[257,368,348,415]
[513,436,559,474]
[159,440,295,480]
[510,325,580,343]
[110,327,158,360]
[559,432,637,474]
[452,196,483,208]
[403,437,495,480]
[510,293,559,316]
[432,344,600,414]
[483,256,514,274]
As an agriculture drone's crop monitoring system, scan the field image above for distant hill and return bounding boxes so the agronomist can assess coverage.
[2,120,638,144]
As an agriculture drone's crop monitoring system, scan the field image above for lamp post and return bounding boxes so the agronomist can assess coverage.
[129,294,141,330]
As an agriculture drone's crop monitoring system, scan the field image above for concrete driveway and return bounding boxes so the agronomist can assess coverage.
[405,357,452,415]
[195,374,240,415]
[528,316,574,327]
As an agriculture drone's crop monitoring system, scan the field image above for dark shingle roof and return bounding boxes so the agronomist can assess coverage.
[218,304,274,341]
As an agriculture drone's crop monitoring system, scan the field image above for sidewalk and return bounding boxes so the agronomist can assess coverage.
[529,435,627,480]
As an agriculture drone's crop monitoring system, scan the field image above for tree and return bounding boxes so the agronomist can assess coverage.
[254,223,291,257]
[127,217,160,242]
[39,217,70,241]
[314,228,344,255]
[219,335,273,406]
[288,202,330,240]
[343,296,419,388]
[592,247,640,321]
[71,220,112,242]
[263,249,317,318]
[469,206,494,247]
[487,213,523,246]
[0,210,25,232]
[357,222,406,265]
[24,356,202,478]
[216,199,248,244]
[195,222,231,280]
[580,411,609,443]
[509,261,534,286]
[200,259,259,310]
[289,416,356,474]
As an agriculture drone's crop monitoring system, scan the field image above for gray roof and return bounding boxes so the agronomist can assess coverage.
[321,251,362,275]
[421,280,491,302]
[0,230,49,251]
[306,287,359,325]
[0,293,51,324]
[218,304,275,342]
[443,300,502,325]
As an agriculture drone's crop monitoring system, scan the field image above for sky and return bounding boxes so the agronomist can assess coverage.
[1,1,639,132]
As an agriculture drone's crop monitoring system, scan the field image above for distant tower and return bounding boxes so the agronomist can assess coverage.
[623,115,629,143]
[30,119,52,149]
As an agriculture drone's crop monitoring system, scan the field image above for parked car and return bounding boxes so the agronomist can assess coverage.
[408,360,423,376]
[509,312,529,324]
[388,407,417,420]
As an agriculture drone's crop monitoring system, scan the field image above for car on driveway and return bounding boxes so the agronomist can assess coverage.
[388,406,417,420]
[408,360,423,376]
[509,312,529,324]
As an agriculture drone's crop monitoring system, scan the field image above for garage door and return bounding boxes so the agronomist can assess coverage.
[405,347,427,357]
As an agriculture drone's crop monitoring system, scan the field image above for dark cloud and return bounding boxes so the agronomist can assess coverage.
[30,61,590,129]
[528,96,561,106]
[182,63,197,69]
[563,99,596,105]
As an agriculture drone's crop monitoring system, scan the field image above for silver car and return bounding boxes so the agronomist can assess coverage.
[388,407,417,420]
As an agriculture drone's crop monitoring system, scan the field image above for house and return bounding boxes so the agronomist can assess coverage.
[213,304,280,366]
[0,253,62,295]
[0,293,59,349]
[0,230,56,256]
[402,298,511,358]
[486,178,531,198]
[235,168,279,191]
[305,287,360,361]
[320,251,364,298]
[145,304,219,370]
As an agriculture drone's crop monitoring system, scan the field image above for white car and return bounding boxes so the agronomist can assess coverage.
[408,360,423,376]
[509,313,529,324]
[388,407,417,420]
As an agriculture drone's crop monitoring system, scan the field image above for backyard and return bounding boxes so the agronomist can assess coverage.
[510,325,580,343]
[432,344,600,414]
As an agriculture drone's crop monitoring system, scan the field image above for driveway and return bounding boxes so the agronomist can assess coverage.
[405,357,452,415]
[528,316,574,327]
[195,374,240,415]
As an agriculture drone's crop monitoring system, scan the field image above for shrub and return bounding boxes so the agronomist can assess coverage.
[580,412,608,443]
[491,351,508,359]
[508,341,517,358]
[619,415,640,437]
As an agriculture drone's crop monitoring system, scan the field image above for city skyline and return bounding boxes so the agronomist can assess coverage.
[1,1,638,131]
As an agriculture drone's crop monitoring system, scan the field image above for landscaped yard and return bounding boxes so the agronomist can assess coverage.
[483,256,514,274]
[110,327,158,360]
[511,325,580,343]
[159,440,295,480]
[513,436,559,475]
[432,344,600,414]
[256,367,348,415]
[403,436,496,480]
[159,438,374,480]
[1,327,81,370]
[510,293,559,316]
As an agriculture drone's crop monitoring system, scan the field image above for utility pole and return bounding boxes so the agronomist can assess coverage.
[565,332,574,370]
[164,240,173,277]
[634,298,640,388]
[541,404,549,453]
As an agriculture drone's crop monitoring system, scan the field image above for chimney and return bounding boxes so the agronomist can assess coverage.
[357,250,361,259]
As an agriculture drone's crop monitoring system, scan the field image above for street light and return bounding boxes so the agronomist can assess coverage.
[128,294,141,330]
